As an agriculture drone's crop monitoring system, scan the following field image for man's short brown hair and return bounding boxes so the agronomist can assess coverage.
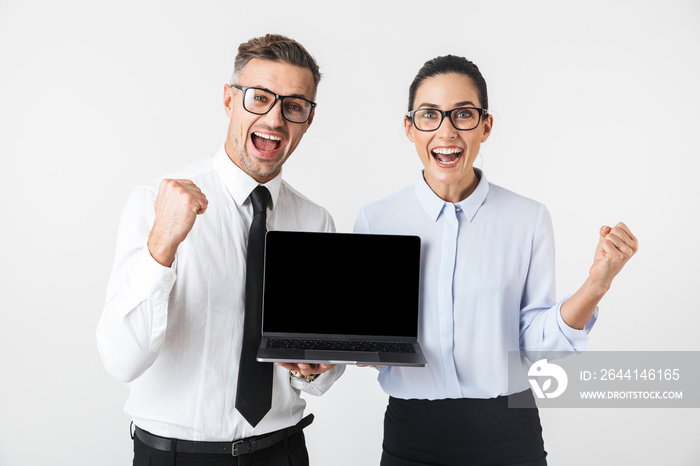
[230,34,321,98]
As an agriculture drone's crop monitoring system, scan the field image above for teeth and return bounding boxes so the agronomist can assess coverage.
[436,158,459,165]
[253,132,282,141]
[431,147,463,165]
[431,148,462,155]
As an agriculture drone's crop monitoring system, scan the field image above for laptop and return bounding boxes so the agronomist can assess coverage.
[256,230,427,367]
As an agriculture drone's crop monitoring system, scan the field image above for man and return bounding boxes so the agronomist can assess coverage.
[97,34,343,465]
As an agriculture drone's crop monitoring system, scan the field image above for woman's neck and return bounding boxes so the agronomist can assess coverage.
[425,168,480,204]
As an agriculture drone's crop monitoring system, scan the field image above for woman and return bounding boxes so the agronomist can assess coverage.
[354,55,638,465]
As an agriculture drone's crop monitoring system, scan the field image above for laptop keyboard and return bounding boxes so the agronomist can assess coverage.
[266,338,416,354]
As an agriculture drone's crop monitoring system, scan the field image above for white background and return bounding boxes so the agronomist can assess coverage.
[1,1,699,464]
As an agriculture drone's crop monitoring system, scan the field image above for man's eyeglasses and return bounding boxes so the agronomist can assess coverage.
[232,84,316,124]
[405,107,489,132]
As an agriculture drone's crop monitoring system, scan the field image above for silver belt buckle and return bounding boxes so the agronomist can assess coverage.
[231,439,251,456]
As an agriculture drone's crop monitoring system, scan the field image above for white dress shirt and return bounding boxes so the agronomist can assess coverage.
[354,170,596,400]
[97,145,344,441]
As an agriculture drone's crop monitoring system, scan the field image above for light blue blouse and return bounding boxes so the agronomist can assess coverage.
[354,170,596,400]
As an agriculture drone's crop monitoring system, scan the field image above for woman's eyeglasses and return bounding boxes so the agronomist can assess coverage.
[406,107,489,132]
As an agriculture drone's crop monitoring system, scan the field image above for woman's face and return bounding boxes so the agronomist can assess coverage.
[405,72,493,202]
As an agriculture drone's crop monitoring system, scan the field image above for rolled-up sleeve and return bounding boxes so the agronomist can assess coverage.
[519,206,597,353]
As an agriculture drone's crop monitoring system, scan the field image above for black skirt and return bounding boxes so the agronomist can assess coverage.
[381,390,547,466]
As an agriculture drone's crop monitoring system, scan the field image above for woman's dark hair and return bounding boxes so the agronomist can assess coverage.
[408,55,489,112]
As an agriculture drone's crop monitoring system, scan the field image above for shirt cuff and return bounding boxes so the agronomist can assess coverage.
[289,372,313,391]
[288,365,346,395]
[556,298,598,352]
[125,247,177,309]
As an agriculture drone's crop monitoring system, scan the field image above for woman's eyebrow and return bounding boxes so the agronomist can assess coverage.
[417,100,477,109]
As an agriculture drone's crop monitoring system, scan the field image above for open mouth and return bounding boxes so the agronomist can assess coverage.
[431,147,463,166]
[251,131,283,153]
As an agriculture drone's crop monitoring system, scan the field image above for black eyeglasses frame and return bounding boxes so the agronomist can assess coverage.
[405,107,489,132]
[231,84,317,124]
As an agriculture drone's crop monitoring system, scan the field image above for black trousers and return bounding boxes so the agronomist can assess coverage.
[133,430,309,466]
[381,390,548,466]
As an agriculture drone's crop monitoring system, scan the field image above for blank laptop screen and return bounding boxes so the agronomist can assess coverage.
[262,231,421,338]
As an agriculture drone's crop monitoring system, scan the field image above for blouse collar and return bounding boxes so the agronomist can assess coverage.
[414,168,490,222]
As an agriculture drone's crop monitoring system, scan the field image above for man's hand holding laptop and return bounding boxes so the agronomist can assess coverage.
[275,363,336,383]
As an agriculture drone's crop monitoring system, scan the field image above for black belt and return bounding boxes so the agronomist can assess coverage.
[133,414,313,456]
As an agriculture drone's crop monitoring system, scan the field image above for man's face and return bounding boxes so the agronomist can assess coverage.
[224,58,316,183]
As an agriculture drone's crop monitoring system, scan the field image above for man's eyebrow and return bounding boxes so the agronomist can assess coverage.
[251,85,311,101]
[288,93,312,101]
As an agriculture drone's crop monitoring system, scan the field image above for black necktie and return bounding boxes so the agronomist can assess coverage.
[235,185,272,427]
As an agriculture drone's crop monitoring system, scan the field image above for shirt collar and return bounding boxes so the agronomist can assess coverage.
[414,168,490,222]
[213,144,282,209]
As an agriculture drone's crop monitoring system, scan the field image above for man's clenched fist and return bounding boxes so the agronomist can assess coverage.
[147,179,208,267]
